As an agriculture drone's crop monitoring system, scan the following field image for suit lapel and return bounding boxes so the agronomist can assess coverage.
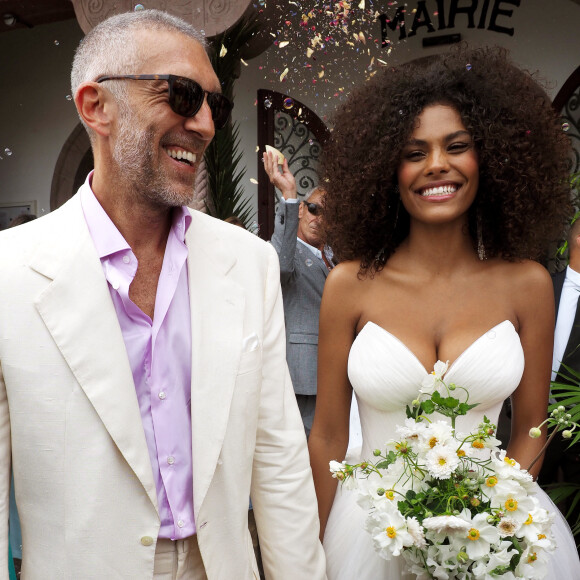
[186,212,244,516]
[30,196,158,511]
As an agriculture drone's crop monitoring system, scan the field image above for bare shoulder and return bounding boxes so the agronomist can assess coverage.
[322,261,367,321]
[490,259,553,327]
[326,260,362,286]
[324,261,371,300]
[495,259,551,294]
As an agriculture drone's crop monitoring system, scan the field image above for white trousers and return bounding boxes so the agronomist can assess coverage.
[153,536,207,580]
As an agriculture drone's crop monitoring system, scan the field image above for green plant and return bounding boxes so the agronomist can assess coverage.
[204,14,260,228]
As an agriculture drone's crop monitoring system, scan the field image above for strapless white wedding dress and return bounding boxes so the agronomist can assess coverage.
[323,320,580,579]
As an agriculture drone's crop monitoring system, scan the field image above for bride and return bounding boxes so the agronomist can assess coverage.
[308,46,580,578]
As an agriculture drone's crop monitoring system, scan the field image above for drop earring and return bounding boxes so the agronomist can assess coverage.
[477,211,486,261]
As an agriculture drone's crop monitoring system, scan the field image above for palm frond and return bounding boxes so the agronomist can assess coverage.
[203,14,261,228]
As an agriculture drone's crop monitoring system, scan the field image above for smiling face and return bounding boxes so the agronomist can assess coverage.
[109,30,220,208]
[397,104,479,227]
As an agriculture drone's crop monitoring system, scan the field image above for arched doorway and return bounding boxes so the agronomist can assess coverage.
[256,90,331,240]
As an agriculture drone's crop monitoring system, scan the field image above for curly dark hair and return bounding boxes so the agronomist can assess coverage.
[321,45,573,275]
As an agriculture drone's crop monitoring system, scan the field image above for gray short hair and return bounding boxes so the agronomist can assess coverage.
[71,9,206,136]
[303,186,325,202]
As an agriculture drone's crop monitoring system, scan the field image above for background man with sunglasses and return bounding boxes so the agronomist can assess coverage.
[264,153,334,438]
[0,9,326,580]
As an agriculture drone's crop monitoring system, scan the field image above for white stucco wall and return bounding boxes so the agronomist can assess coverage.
[0,18,84,215]
[0,0,578,221]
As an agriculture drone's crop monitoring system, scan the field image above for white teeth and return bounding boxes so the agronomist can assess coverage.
[420,185,458,197]
[166,148,197,164]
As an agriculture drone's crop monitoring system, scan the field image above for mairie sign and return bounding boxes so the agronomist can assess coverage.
[380,0,520,44]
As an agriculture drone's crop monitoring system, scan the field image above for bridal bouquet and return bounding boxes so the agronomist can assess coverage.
[330,361,559,580]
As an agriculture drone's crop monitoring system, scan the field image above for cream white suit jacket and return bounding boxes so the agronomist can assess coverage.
[0,191,326,579]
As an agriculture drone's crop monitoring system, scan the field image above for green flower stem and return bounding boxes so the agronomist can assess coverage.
[527,427,559,472]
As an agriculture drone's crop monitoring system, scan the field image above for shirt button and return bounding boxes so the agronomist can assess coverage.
[177,520,185,528]
[167,456,175,465]
[123,255,131,264]
[159,391,166,400]
[140,536,154,546]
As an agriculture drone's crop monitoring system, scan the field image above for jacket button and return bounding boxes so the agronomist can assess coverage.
[140,536,154,546]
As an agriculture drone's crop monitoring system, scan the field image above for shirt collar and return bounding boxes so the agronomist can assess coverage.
[565,265,580,290]
[297,236,322,260]
[80,171,192,259]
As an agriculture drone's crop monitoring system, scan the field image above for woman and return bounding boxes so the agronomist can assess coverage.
[308,46,580,578]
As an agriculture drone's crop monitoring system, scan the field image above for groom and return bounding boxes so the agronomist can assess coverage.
[0,10,326,579]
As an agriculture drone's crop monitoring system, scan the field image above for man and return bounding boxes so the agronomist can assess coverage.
[538,218,580,528]
[264,153,333,437]
[0,10,326,579]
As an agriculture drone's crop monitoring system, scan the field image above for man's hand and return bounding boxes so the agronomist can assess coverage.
[263,151,297,201]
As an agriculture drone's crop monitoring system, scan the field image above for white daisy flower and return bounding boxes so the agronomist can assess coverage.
[491,490,537,525]
[406,516,427,549]
[422,513,471,536]
[425,443,460,479]
[460,511,501,560]
[497,515,521,537]
[518,506,554,546]
[420,360,449,395]
[396,417,428,441]
[419,421,455,453]
[515,545,549,579]
[364,503,414,559]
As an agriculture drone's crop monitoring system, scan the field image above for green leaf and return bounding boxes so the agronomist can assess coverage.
[442,396,460,409]
[204,14,261,227]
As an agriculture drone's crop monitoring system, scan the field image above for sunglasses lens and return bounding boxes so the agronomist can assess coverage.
[170,76,204,117]
[306,203,319,215]
[208,93,233,129]
[169,76,233,129]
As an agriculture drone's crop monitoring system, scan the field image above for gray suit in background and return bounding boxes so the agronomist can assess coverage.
[270,199,330,435]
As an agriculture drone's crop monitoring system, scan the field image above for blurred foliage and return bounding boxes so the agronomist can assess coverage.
[553,171,580,271]
[546,363,580,546]
[204,14,260,229]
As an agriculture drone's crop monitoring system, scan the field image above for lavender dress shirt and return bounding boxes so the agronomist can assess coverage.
[81,175,195,539]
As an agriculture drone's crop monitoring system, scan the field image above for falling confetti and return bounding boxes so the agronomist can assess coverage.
[240,58,248,67]
[279,41,290,48]
[219,45,227,57]
[466,63,472,71]
[283,97,294,109]
[54,40,60,46]
[562,122,570,132]
[4,148,12,156]
[134,3,145,11]
[250,178,258,184]
[264,98,272,109]
[280,67,289,81]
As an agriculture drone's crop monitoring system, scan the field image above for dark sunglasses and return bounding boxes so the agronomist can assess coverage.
[303,201,321,216]
[95,74,233,130]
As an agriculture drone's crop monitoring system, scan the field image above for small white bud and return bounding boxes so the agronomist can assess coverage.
[529,427,542,438]
[562,430,572,439]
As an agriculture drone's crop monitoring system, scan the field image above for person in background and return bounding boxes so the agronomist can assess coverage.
[0,10,326,579]
[224,215,245,228]
[539,218,580,542]
[264,151,333,437]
